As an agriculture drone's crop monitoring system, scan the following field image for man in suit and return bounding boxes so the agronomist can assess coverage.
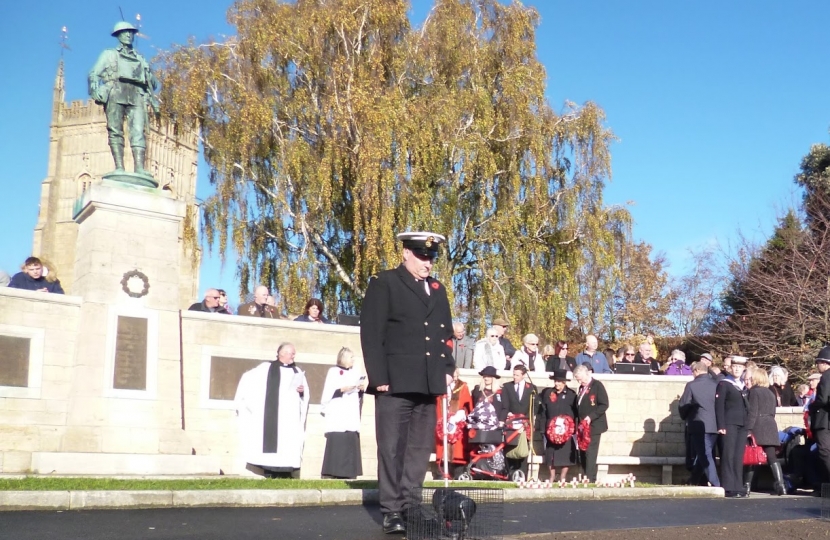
[451,322,475,369]
[573,364,609,482]
[679,361,720,487]
[809,346,830,483]
[715,356,748,497]
[360,231,455,535]
[500,365,537,476]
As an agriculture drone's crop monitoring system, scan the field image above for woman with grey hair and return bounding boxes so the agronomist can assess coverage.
[473,327,507,370]
[320,347,365,478]
[769,366,798,407]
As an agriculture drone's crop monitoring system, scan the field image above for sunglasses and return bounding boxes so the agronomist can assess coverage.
[624,353,635,357]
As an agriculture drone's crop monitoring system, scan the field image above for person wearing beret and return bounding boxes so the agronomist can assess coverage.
[360,231,455,535]
[573,363,609,482]
[539,369,578,482]
[808,346,830,484]
[715,356,748,497]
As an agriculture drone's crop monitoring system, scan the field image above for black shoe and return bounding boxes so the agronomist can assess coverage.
[725,491,746,498]
[382,512,406,535]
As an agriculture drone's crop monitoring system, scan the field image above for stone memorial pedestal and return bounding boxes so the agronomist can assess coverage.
[58,182,193,467]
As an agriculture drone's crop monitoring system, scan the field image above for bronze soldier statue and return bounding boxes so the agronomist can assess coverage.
[88,21,160,180]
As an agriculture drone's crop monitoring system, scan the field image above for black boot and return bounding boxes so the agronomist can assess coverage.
[133,147,149,176]
[110,144,125,171]
[743,466,754,497]
[770,461,786,496]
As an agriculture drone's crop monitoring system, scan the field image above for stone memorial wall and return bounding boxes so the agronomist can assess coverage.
[0,285,812,484]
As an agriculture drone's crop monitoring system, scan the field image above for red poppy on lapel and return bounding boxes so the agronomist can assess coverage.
[446,339,453,348]
[549,393,557,403]
[431,282,440,290]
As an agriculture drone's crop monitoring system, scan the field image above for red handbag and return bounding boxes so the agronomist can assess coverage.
[743,434,768,466]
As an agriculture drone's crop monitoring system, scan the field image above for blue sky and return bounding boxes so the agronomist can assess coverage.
[2,1,828,303]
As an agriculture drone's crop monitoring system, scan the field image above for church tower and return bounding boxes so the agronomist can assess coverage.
[32,61,201,304]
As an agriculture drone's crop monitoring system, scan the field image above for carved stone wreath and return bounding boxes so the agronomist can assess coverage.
[120,270,150,298]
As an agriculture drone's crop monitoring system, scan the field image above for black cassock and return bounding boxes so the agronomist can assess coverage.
[538,387,577,467]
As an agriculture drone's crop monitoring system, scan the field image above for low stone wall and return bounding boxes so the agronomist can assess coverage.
[0,288,812,482]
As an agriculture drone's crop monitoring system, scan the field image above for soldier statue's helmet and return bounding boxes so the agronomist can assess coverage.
[397,231,446,259]
[111,21,139,36]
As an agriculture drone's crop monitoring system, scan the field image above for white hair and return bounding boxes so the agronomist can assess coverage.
[671,349,686,362]
[573,365,589,378]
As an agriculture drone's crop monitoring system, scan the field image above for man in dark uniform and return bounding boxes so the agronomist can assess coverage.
[808,346,830,483]
[715,355,748,497]
[360,231,455,535]
[573,364,609,482]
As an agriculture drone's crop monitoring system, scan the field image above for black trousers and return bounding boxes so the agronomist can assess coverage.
[719,425,747,493]
[815,429,830,483]
[580,432,602,482]
[375,393,436,514]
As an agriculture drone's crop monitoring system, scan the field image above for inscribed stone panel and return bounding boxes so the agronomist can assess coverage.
[208,358,330,405]
[209,357,263,401]
[113,316,148,390]
[0,336,30,387]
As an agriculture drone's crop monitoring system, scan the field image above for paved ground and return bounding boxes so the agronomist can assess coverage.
[0,496,823,540]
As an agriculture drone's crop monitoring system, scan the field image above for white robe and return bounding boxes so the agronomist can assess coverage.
[234,361,309,469]
[320,366,363,434]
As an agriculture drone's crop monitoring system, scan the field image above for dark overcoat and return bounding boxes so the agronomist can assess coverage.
[360,265,455,396]
[575,379,609,435]
[679,373,718,434]
[809,371,830,432]
[745,386,779,446]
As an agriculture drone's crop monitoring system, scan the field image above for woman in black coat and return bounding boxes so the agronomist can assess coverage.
[538,369,577,482]
[544,341,576,373]
[745,368,785,495]
[769,366,798,407]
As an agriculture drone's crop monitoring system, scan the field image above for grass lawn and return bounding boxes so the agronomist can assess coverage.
[0,477,512,491]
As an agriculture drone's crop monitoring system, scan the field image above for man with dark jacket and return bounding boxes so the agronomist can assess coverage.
[492,318,517,359]
[573,363,609,482]
[8,257,64,294]
[501,365,537,476]
[679,361,720,487]
[361,231,455,535]
[808,346,830,483]
[188,289,227,313]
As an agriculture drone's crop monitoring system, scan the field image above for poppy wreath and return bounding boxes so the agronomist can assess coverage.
[436,418,465,445]
[576,418,592,451]
[546,415,575,445]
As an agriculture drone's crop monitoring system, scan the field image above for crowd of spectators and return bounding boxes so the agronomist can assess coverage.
[678,351,830,497]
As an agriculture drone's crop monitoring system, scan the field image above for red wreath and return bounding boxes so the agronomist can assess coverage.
[546,415,575,445]
[576,418,592,451]
[436,419,465,445]
[804,409,813,440]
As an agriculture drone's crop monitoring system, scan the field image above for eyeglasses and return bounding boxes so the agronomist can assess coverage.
[624,353,635,357]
